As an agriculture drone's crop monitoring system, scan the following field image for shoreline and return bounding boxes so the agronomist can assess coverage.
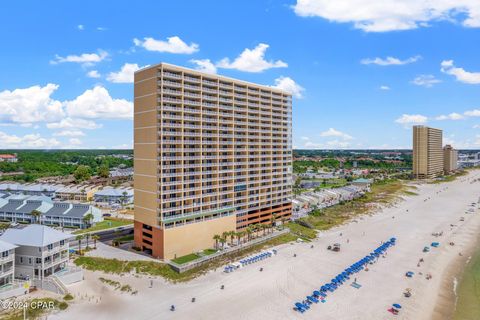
[430,234,480,320]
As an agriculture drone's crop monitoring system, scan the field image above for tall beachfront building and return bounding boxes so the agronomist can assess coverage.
[443,144,458,173]
[133,63,292,259]
[412,125,443,179]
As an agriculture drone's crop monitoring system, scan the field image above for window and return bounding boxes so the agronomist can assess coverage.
[20,257,23,263]
[36,258,41,264]
[60,240,65,246]
[47,244,53,250]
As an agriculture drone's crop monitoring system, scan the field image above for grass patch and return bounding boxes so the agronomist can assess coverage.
[112,234,134,244]
[286,222,317,240]
[171,253,201,265]
[203,248,217,255]
[429,171,468,184]
[73,217,132,234]
[302,179,410,231]
[74,232,297,282]
[0,298,67,320]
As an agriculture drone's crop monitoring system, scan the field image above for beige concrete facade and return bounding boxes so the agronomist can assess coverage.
[133,63,292,259]
[443,144,458,173]
[413,126,443,179]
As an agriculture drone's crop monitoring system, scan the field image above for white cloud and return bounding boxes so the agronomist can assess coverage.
[53,130,85,137]
[51,50,108,65]
[0,131,60,149]
[325,140,351,148]
[0,84,64,124]
[435,112,465,120]
[361,55,421,66]
[395,114,428,125]
[301,136,351,149]
[77,24,84,31]
[320,128,353,140]
[133,36,199,54]
[190,59,217,74]
[65,86,133,119]
[441,60,480,84]
[271,76,305,98]
[68,138,82,146]
[411,74,442,87]
[464,109,480,117]
[293,0,480,32]
[380,85,390,90]
[107,63,147,83]
[47,118,101,130]
[217,43,287,72]
[97,27,106,31]
[473,124,480,129]
[87,70,101,78]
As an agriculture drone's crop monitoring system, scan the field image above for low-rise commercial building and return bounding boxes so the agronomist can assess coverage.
[94,187,134,205]
[0,154,18,163]
[0,183,64,198]
[56,185,99,202]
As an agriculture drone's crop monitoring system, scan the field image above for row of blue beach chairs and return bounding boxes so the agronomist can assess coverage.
[294,237,397,313]
[224,250,277,273]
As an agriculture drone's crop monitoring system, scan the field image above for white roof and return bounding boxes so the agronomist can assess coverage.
[0,224,72,247]
[0,239,17,252]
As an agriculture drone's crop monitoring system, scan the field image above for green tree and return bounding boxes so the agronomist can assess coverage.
[76,234,85,252]
[97,165,110,178]
[83,213,94,228]
[92,235,100,249]
[30,210,42,224]
[74,165,92,182]
[213,234,221,250]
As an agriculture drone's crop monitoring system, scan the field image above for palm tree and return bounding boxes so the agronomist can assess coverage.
[85,233,90,248]
[92,235,100,249]
[262,224,267,237]
[75,234,85,252]
[213,234,221,250]
[30,210,42,224]
[221,231,229,248]
[83,213,94,228]
[120,191,129,209]
[281,216,287,229]
[229,231,235,246]
[219,237,227,249]
[270,216,275,234]
[246,226,253,242]
[235,231,242,246]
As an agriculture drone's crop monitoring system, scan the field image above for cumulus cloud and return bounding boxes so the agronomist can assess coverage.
[464,109,480,117]
[190,59,217,74]
[320,128,353,140]
[133,36,198,54]
[435,113,465,120]
[87,70,101,78]
[292,0,480,32]
[395,114,428,125]
[441,60,480,84]
[271,76,305,98]
[68,138,82,145]
[46,118,102,130]
[77,24,84,31]
[53,130,85,137]
[107,63,148,83]
[65,86,133,119]
[380,85,390,90]
[361,55,421,66]
[0,84,64,124]
[217,43,287,72]
[0,131,60,149]
[51,50,108,65]
[301,136,351,149]
[411,74,442,87]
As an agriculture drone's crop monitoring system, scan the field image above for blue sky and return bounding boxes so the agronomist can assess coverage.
[1,0,479,149]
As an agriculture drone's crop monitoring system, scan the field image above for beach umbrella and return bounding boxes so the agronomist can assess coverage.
[392,303,402,309]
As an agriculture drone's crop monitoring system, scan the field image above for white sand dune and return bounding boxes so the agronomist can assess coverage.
[53,170,480,320]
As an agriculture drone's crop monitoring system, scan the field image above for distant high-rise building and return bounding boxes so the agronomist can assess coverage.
[412,125,443,179]
[133,63,292,259]
[443,144,458,173]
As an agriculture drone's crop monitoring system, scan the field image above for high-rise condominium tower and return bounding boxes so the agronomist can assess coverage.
[412,125,443,179]
[133,63,292,259]
[443,144,458,173]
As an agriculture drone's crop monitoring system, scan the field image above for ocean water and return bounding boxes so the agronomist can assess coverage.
[454,250,480,320]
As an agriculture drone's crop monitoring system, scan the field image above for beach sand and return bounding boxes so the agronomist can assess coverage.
[52,170,480,320]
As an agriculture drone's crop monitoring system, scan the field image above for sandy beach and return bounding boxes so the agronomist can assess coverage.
[52,169,480,320]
